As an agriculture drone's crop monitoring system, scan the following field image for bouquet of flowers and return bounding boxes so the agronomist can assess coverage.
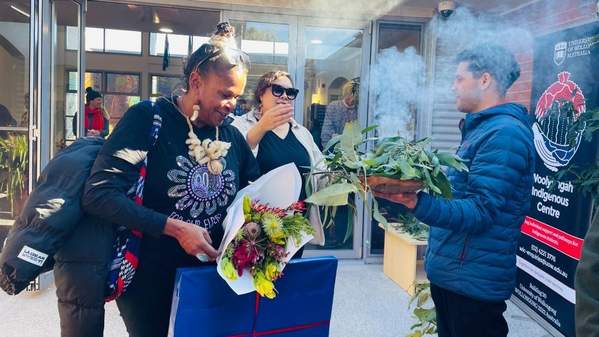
[219,196,314,298]
[217,164,317,299]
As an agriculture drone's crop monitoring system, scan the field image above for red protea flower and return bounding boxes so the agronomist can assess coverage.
[251,200,286,217]
[288,201,306,213]
[232,240,260,276]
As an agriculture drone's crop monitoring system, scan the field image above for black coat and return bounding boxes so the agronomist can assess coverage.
[0,137,104,295]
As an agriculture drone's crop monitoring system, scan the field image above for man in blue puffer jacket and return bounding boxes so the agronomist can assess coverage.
[376,44,535,337]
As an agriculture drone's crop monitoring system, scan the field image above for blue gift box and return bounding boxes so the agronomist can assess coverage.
[168,256,338,337]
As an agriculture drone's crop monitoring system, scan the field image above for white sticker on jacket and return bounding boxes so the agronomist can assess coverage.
[17,245,48,267]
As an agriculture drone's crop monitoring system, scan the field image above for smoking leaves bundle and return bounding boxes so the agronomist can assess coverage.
[306,121,468,229]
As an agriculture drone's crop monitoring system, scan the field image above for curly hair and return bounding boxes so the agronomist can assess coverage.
[455,44,520,96]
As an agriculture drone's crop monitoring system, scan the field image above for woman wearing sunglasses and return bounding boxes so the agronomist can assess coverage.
[232,71,326,249]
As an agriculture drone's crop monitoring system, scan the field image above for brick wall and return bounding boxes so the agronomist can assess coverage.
[504,0,597,110]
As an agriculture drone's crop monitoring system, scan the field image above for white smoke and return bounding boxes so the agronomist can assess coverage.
[436,6,533,53]
[371,5,534,139]
[372,47,426,138]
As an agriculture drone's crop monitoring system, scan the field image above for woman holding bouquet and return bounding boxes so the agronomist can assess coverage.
[232,71,326,248]
[55,23,260,337]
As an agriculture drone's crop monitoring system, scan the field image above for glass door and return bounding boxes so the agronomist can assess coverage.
[0,0,34,225]
[222,11,297,114]
[51,0,81,155]
[362,22,424,260]
[297,18,371,259]
[223,11,371,259]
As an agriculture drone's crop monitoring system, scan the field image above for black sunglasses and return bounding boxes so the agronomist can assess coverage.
[271,84,299,100]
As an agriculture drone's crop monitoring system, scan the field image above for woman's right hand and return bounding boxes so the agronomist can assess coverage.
[257,103,293,132]
[163,218,218,260]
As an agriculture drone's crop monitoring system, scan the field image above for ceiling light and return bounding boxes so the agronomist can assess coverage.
[159,27,173,34]
[10,5,30,18]
[310,39,323,44]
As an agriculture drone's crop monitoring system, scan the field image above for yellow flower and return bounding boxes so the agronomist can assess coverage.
[261,213,287,245]
[243,195,252,222]
[221,257,237,280]
[254,271,276,299]
[265,262,280,281]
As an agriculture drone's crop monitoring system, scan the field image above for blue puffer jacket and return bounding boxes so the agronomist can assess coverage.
[413,103,535,301]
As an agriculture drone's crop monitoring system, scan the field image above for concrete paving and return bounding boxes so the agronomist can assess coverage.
[0,260,551,337]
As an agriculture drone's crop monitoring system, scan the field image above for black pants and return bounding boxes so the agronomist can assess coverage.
[116,260,179,337]
[430,283,508,337]
[54,261,107,337]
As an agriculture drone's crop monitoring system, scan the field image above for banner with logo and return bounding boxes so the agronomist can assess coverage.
[514,23,598,337]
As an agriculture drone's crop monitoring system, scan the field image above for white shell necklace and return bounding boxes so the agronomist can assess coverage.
[171,95,231,175]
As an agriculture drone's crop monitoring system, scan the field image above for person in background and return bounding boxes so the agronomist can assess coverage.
[320,78,359,148]
[72,88,110,138]
[232,70,326,251]
[84,87,110,138]
[374,44,535,337]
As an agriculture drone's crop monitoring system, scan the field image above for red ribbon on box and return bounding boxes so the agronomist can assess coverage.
[227,293,330,337]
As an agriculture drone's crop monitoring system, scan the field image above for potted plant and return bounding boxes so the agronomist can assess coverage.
[0,133,29,218]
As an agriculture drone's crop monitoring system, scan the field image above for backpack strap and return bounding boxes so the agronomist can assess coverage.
[104,99,164,302]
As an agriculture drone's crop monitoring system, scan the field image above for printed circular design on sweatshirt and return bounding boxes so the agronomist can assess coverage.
[167,155,236,218]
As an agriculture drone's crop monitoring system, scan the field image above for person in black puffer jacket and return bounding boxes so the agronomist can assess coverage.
[0,138,104,296]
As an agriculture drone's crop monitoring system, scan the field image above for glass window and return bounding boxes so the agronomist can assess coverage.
[234,21,288,67]
[65,26,79,51]
[378,23,422,53]
[302,26,364,250]
[69,71,102,92]
[104,95,140,123]
[53,0,80,153]
[303,27,362,149]
[192,35,210,52]
[67,71,77,91]
[230,21,289,109]
[64,92,78,140]
[106,73,140,95]
[150,75,183,98]
[105,29,142,54]
[83,72,102,92]
[84,27,104,52]
[150,33,190,57]
[0,0,30,221]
